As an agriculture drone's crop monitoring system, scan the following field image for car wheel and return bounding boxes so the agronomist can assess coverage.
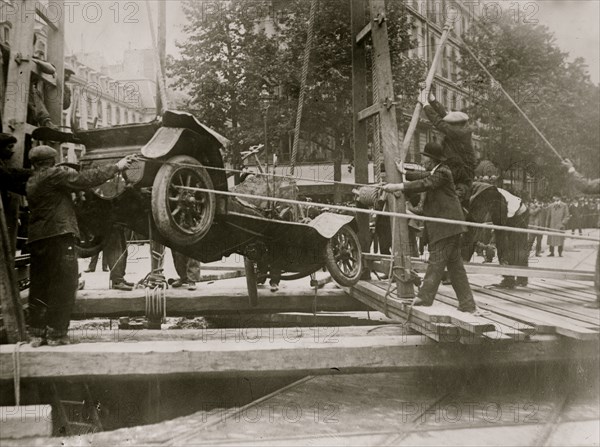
[152,155,216,246]
[244,257,259,307]
[325,225,363,287]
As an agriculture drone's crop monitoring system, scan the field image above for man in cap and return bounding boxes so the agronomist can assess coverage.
[418,86,477,202]
[26,146,136,346]
[383,142,479,314]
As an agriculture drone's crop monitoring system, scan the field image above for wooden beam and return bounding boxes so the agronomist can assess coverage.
[355,22,372,44]
[351,0,371,250]
[369,0,414,300]
[1,332,597,380]
[55,288,369,318]
[357,103,382,122]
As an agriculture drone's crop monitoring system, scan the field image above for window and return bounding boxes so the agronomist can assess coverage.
[442,48,449,78]
[452,92,457,110]
[442,88,448,107]
[115,107,120,125]
[106,104,112,126]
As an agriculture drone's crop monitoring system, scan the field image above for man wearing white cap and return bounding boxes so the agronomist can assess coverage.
[418,86,477,201]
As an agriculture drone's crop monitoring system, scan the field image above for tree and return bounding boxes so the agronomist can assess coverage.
[459,17,600,194]
[169,0,286,168]
[169,0,427,197]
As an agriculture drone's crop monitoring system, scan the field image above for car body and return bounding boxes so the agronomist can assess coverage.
[68,111,362,288]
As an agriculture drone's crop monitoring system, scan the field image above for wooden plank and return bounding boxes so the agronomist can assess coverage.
[1,332,597,380]
[0,196,27,342]
[0,406,52,439]
[357,103,382,121]
[355,22,372,44]
[345,285,459,342]
[365,281,496,334]
[468,287,599,340]
[468,278,599,327]
[61,287,369,318]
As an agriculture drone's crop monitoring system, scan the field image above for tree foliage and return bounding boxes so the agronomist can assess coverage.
[459,17,599,194]
[169,0,427,172]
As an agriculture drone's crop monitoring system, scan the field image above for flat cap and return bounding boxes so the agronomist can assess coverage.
[29,145,58,163]
[64,65,75,76]
[0,133,17,147]
[442,111,469,123]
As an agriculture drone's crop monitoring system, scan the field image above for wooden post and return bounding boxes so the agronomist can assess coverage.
[0,197,27,342]
[157,0,167,114]
[45,0,65,124]
[350,0,371,250]
[369,0,414,299]
[401,16,454,156]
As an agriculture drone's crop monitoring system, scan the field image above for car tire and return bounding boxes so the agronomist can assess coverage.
[152,155,216,246]
[325,224,363,287]
[76,225,104,258]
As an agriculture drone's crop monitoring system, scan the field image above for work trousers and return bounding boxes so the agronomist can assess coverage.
[496,210,530,286]
[173,251,201,282]
[418,235,476,312]
[104,227,128,284]
[28,234,78,337]
[529,233,543,256]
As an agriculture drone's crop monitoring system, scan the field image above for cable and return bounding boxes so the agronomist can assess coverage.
[173,183,600,243]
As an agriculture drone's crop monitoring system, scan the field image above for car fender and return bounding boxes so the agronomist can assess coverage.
[308,212,355,239]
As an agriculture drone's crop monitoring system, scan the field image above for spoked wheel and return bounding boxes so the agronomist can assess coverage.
[244,257,259,307]
[152,155,216,245]
[325,224,363,287]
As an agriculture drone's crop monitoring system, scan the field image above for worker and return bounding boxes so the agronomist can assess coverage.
[26,146,135,347]
[383,142,479,314]
[418,86,477,202]
[545,194,570,257]
[528,199,545,256]
[493,188,530,288]
[562,159,599,308]
[171,250,201,291]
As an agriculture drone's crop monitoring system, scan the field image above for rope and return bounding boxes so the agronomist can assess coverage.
[12,341,26,406]
[172,184,600,243]
[371,52,382,182]
[140,157,376,191]
[290,0,318,175]
[459,38,564,162]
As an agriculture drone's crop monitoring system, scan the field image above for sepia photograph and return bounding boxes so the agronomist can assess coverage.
[0,0,598,445]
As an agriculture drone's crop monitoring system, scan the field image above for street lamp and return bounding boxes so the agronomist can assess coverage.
[259,84,273,173]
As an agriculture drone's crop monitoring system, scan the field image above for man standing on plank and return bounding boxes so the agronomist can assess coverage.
[383,142,479,314]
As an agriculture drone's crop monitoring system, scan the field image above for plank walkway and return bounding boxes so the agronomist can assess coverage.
[347,276,599,344]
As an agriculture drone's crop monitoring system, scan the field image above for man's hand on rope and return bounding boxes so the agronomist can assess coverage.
[561,158,577,174]
[382,183,405,197]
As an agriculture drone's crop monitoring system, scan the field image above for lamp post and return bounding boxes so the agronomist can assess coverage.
[259,85,273,173]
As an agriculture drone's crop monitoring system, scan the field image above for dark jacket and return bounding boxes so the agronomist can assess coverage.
[423,100,476,186]
[0,163,31,196]
[403,164,467,245]
[26,164,119,244]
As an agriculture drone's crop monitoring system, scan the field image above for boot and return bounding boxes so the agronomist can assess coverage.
[46,327,70,346]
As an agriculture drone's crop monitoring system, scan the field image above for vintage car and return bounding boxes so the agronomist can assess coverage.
[48,111,363,293]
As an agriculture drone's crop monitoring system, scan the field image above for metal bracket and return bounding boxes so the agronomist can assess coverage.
[14,53,30,65]
[382,97,399,110]
[373,13,385,26]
